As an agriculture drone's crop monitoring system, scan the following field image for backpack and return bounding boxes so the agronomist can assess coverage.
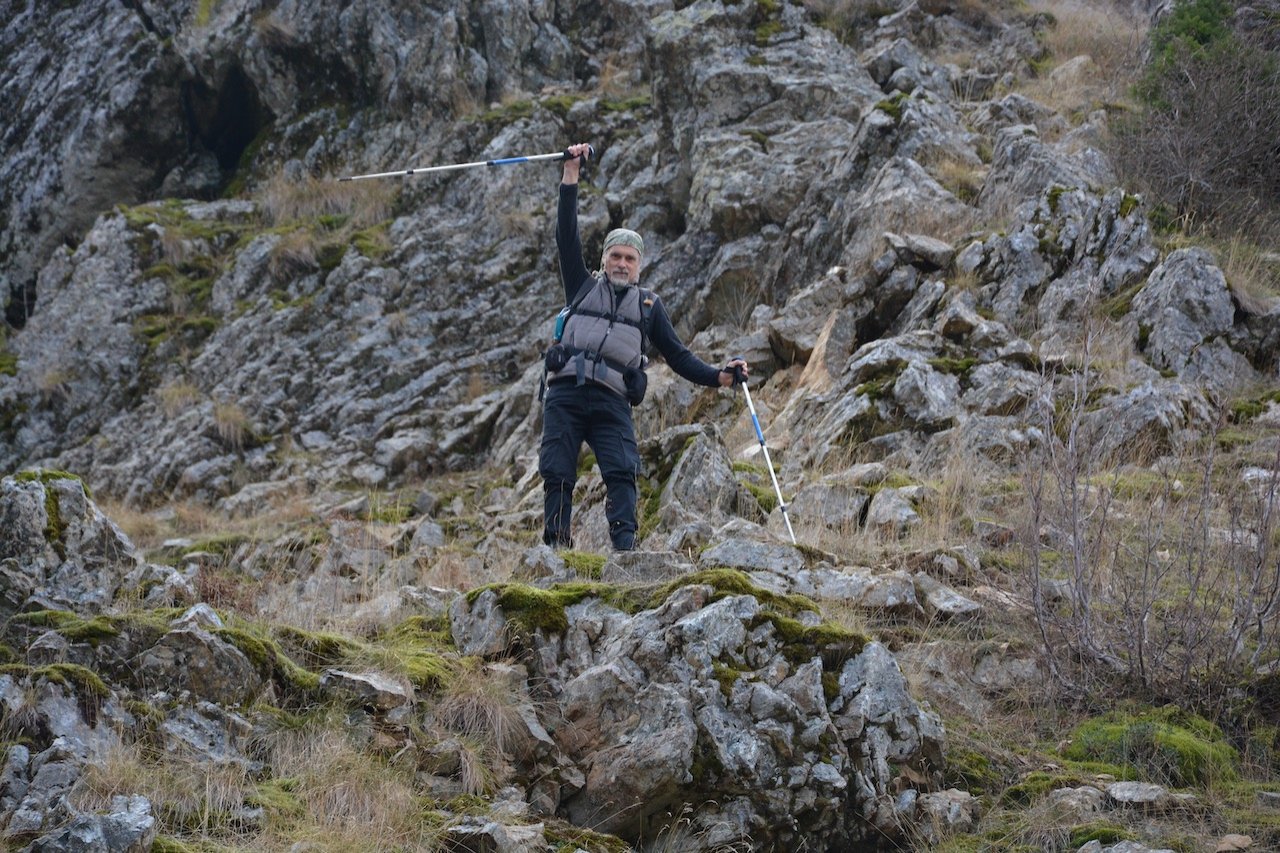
[554,277,656,354]
[540,277,657,404]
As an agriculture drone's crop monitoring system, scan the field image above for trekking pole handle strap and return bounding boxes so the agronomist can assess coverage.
[723,354,748,385]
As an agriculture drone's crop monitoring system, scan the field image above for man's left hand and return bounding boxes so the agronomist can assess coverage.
[719,358,749,387]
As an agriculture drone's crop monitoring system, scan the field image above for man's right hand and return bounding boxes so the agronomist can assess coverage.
[562,142,593,185]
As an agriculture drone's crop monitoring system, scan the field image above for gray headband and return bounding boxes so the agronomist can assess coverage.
[601,228,644,260]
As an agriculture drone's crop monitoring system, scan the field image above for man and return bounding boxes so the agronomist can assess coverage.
[540,142,749,551]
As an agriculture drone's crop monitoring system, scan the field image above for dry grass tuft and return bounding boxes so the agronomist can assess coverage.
[252,713,442,849]
[429,659,531,782]
[157,378,203,418]
[1022,1,1148,112]
[1217,236,1280,316]
[213,398,252,450]
[923,151,988,207]
[94,499,166,550]
[72,742,256,838]
[259,173,396,231]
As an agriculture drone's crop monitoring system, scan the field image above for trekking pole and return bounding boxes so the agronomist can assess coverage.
[338,145,595,182]
[732,364,797,545]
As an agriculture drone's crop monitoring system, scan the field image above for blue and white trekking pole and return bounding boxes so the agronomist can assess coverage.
[338,145,595,182]
[732,363,797,544]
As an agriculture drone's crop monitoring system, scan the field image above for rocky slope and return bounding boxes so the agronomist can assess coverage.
[2,0,1279,851]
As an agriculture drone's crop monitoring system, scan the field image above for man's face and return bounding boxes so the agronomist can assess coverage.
[604,245,641,286]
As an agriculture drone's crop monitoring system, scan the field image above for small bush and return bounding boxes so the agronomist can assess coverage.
[1113,0,1280,235]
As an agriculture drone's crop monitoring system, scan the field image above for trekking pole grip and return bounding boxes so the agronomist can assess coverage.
[561,144,596,161]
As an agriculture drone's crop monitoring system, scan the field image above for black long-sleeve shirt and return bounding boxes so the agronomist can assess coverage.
[557,184,722,388]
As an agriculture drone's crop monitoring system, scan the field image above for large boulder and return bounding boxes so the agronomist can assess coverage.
[1130,248,1260,389]
[0,473,139,620]
[449,577,945,849]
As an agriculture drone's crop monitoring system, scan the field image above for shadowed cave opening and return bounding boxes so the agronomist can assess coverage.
[183,64,273,173]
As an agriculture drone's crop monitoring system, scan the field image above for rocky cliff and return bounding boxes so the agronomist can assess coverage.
[2,0,1279,851]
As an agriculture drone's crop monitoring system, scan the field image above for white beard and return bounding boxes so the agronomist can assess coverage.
[606,271,635,287]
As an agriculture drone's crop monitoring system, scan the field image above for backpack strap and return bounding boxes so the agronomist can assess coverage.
[637,288,656,360]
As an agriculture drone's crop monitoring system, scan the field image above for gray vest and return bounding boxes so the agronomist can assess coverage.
[552,276,645,398]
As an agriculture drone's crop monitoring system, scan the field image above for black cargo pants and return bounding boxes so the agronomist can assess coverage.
[539,382,639,551]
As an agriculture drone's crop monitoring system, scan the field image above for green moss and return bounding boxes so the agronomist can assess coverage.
[148,838,203,853]
[213,625,322,694]
[540,94,582,117]
[7,610,130,645]
[690,735,727,786]
[366,497,413,524]
[637,477,664,541]
[125,698,165,724]
[944,746,1002,794]
[601,94,651,113]
[544,822,633,853]
[195,0,217,26]
[247,777,305,818]
[1046,184,1067,214]
[649,568,817,617]
[1069,823,1137,847]
[276,625,364,667]
[1001,769,1096,805]
[480,100,534,123]
[39,662,110,702]
[1038,234,1064,258]
[855,376,895,400]
[1118,193,1141,218]
[179,315,218,336]
[1099,281,1144,321]
[13,470,89,559]
[712,661,743,699]
[744,481,779,514]
[754,19,783,45]
[352,222,392,260]
[183,533,252,559]
[928,356,978,378]
[742,129,769,151]
[0,662,112,722]
[562,550,606,579]
[374,617,458,690]
[1231,389,1280,423]
[1063,706,1239,788]
[13,468,87,493]
[874,91,909,122]
[467,582,603,636]
[316,241,347,271]
[0,344,17,377]
[765,612,868,671]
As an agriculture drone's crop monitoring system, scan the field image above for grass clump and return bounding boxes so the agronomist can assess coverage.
[1062,706,1238,788]
[1231,388,1280,423]
[874,91,909,122]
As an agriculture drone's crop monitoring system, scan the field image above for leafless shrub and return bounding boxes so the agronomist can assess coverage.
[1023,320,1280,707]
[1111,30,1280,236]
